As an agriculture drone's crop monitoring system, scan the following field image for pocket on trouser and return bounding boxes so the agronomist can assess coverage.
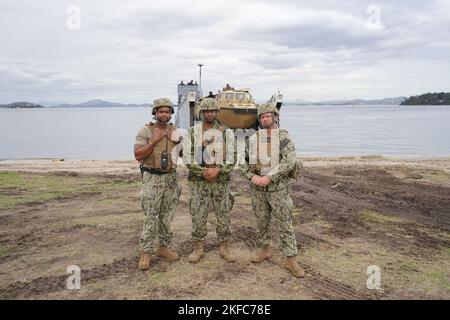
[279,188,294,209]
[140,189,145,212]
[286,195,294,210]
[140,173,158,213]
[214,184,231,213]
[166,184,181,223]
[173,185,182,204]
[270,190,294,223]
[285,195,295,221]
[229,192,235,211]
[141,187,157,215]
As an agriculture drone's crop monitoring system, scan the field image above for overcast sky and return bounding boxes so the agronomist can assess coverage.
[1,0,449,105]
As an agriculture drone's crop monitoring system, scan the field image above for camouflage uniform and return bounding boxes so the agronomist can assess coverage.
[134,98,181,255]
[138,172,181,253]
[183,119,235,242]
[240,128,298,257]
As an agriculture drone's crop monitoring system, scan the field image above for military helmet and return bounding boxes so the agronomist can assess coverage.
[152,97,174,115]
[257,103,279,118]
[199,98,220,112]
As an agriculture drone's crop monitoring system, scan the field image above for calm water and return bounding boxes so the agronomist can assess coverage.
[1,105,449,159]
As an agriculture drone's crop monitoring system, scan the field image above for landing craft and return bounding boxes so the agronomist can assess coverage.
[175,82,283,130]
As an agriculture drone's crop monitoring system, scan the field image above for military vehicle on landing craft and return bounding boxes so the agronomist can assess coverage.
[175,83,282,130]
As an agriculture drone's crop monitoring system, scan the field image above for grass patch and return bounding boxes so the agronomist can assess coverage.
[422,271,450,291]
[358,209,406,225]
[310,216,333,229]
[0,244,10,257]
[301,239,450,298]
[71,213,137,227]
[150,272,165,283]
[358,209,450,246]
[416,225,450,242]
[0,172,24,187]
[0,172,139,210]
[389,165,450,184]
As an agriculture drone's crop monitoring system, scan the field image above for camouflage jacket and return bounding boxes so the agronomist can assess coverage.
[183,120,236,182]
[240,128,296,191]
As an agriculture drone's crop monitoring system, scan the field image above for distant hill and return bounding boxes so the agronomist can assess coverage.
[286,97,407,106]
[0,102,44,108]
[52,99,151,108]
[401,92,450,105]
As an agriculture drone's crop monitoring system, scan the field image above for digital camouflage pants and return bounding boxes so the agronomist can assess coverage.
[188,180,233,243]
[250,184,298,256]
[139,171,181,254]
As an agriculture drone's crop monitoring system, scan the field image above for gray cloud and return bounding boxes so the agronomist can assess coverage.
[0,0,449,104]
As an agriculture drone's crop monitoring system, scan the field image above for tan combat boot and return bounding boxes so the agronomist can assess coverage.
[285,256,305,278]
[138,252,151,270]
[219,240,236,263]
[188,241,204,263]
[156,246,179,262]
[251,247,272,263]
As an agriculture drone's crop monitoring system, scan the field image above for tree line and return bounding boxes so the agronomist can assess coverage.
[401,92,450,105]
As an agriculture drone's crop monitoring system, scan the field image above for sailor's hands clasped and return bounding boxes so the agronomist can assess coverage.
[251,175,271,187]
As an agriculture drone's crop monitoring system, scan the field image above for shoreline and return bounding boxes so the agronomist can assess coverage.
[1,155,450,174]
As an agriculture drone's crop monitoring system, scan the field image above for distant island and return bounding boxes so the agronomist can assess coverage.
[52,99,151,108]
[401,92,450,105]
[0,102,44,108]
[285,97,407,106]
[0,99,151,108]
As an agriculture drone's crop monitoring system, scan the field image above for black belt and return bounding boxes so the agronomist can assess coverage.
[139,165,173,177]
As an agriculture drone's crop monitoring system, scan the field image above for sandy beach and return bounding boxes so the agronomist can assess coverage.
[0,156,449,299]
[1,155,450,174]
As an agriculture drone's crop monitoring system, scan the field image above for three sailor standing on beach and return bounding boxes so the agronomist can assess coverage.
[133,97,305,278]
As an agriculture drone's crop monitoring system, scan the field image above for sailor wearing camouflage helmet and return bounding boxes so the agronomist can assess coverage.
[183,97,237,264]
[134,97,182,270]
[240,103,305,278]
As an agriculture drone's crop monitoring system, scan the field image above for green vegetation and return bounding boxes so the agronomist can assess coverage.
[358,209,406,225]
[0,172,139,210]
[0,244,10,257]
[401,92,450,105]
[422,271,450,291]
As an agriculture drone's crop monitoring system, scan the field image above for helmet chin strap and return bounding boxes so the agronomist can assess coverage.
[156,117,170,125]
[204,117,216,124]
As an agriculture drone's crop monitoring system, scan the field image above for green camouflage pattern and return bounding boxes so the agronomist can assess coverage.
[199,97,220,112]
[183,120,235,183]
[240,129,296,192]
[188,180,233,242]
[257,103,279,118]
[152,97,174,114]
[250,184,298,256]
[184,119,235,243]
[139,171,181,254]
[240,127,298,256]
